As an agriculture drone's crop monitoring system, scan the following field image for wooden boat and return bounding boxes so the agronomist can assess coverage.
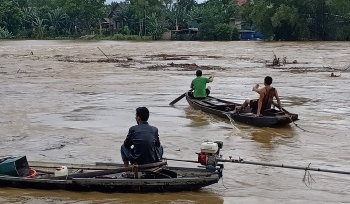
[0,156,223,193]
[185,92,298,127]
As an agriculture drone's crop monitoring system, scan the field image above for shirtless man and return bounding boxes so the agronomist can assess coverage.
[237,76,283,117]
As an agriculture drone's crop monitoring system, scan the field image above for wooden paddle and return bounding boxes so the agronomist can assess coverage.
[272,101,290,114]
[169,89,193,105]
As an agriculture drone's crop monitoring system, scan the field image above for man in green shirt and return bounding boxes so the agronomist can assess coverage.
[190,70,214,98]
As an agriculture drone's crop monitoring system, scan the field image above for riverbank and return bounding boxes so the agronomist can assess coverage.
[0,34,153,41]
[0,40,349,203]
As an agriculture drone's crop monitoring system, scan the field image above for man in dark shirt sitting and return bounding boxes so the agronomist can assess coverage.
[120,107,163,167]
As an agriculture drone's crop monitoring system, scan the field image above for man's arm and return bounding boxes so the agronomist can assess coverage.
[155,128,160,147]
[190,81,194,89]
[252,84,261,94]
[274,90,283,111]
[256,90,265,117]
[123,128,134,149]
[208,75,214,82]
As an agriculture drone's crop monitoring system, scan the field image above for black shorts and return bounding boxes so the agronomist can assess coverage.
[189,89,210,98]
[249,100,258,113]
[249,100,258,108]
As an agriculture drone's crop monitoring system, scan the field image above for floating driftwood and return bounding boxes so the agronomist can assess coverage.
[146,62,226,71]
[97,47,110,59]
[266,52,303,67]
[145,54,222,60]
[58,58,124,63]
[330,72,341,77]
[276,66,350,74]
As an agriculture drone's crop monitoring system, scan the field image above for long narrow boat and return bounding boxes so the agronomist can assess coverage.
[185,92,298,127]
[0,156,223,193]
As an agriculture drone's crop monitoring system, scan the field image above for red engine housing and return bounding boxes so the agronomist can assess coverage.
[197,152,207,165]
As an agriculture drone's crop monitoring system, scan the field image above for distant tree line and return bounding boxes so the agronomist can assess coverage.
[0,0,349,41]
[241,0,350,40]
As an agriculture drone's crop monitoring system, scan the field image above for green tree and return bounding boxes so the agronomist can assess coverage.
[58,0,106,33]
[232,27,239,40]
[22,7,38,30]
[47,7,69,35]
[327,0,350,40]
[197,0,238,40]
[129,0,149,36]
[113,3,132,29]
[176,0,196,12]
[241,0,350,41]
[271,4,302,40]
[0,26,12,39]
[147,12,168,40]
[0,0,23,35]
[32,16,46,39]
[215,23,233,40]
[16,0,29,8]
[198,22,216,40]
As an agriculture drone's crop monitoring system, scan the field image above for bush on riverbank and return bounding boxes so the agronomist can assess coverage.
[1,34,153,41]
[44,36,76,40]
[94,34,152,41]
[0,27,12,39]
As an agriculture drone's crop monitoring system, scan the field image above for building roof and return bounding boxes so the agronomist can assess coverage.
[236,0,247,6]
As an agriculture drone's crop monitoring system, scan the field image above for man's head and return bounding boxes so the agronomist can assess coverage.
[135,107,149,123]
[264,76,273,86]
[196,70,202,77]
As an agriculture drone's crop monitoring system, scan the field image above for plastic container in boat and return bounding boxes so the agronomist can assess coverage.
[26,168,37,178]
[54,166,68,177]
[200,142,219,154]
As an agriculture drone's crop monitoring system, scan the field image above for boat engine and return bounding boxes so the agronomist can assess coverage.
[197,141,223,166]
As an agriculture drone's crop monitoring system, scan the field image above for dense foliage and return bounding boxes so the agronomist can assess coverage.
[0,0,348,40]
[241,0,350,40]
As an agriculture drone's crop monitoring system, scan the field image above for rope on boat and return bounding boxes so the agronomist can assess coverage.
[226,158,350,188]
[221,175,229,189]
[223,112,241,132]
[272,102,311,133]
[288,116,312,133]
[272,102,312,133]
[302,163,316,188]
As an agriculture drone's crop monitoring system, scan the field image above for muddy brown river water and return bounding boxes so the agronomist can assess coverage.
[0,40,350,203]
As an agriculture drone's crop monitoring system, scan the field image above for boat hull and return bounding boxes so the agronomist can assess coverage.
[0,175,220,192]
[0,161,222,193]
[185,93,298,127]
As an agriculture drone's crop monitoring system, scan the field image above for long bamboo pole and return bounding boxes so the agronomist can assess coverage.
[221,159,350,175]
[97,47,109,59]
[164,158,350,175]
